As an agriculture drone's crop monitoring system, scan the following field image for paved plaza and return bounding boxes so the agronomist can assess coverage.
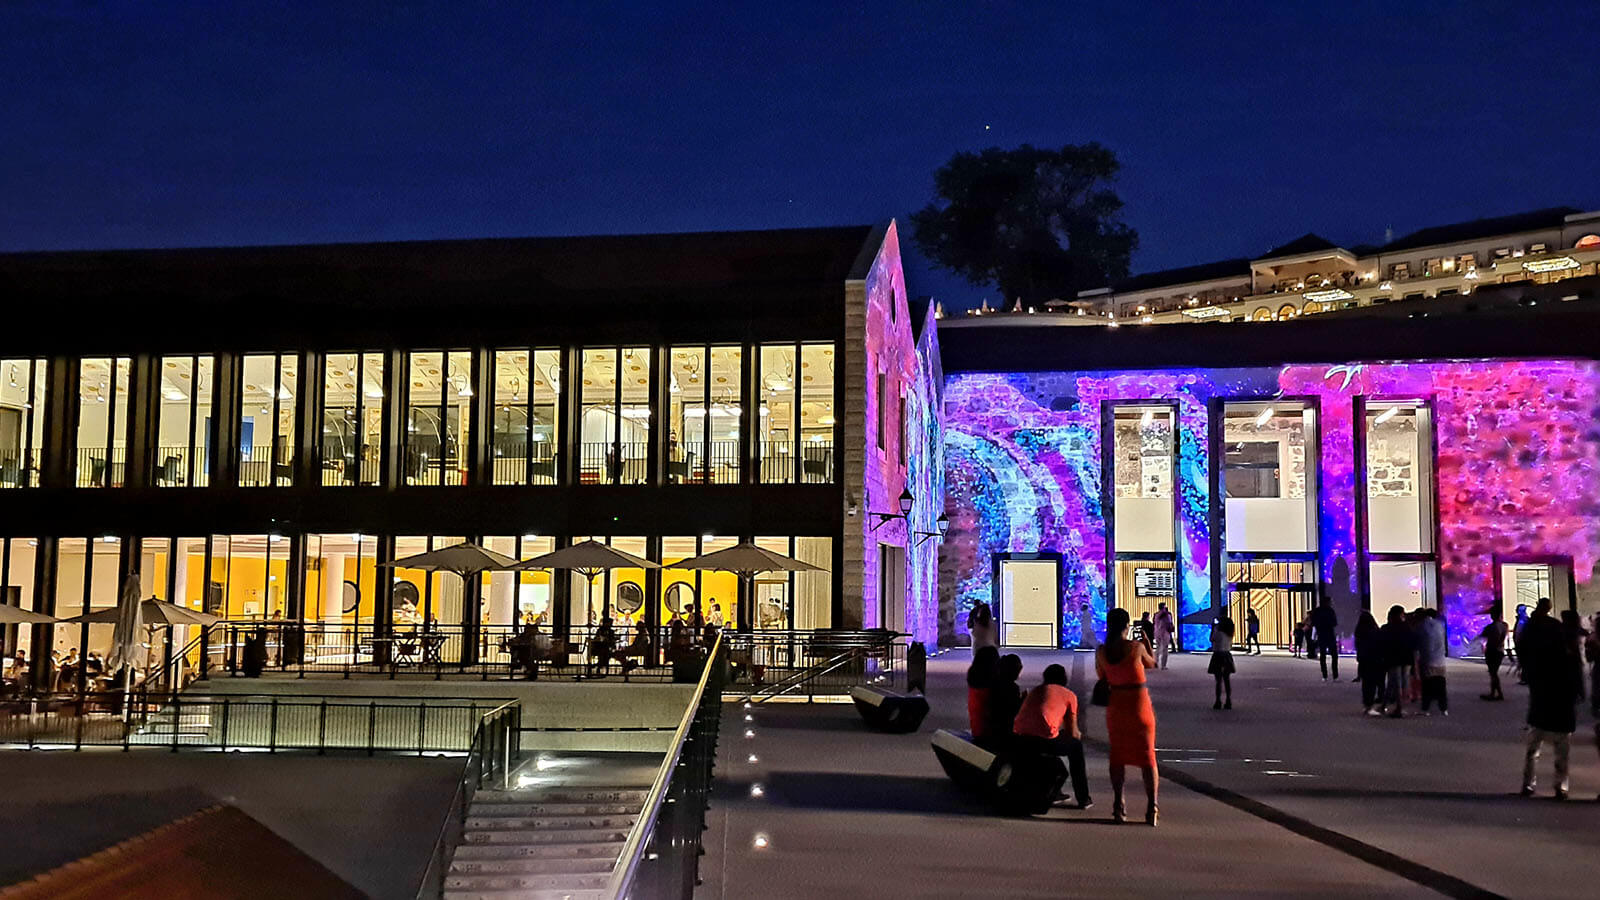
[701,650,1599,899]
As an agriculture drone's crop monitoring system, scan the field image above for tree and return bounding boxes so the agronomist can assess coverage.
[909,143,1137,306]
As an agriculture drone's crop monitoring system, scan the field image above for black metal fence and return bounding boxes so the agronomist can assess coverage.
[0,690,519,755]
[606,636,725,899]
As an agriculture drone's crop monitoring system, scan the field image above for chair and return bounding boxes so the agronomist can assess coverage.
[155,455,181,486]
[89,458,107,487]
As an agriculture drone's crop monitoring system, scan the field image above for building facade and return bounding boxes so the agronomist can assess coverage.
[0,223,944,683]
[937,309,1600,654]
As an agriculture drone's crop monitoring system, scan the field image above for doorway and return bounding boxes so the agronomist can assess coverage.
[996,556,1059,648]
[878,544,905,633]
[1225,558,1317,650]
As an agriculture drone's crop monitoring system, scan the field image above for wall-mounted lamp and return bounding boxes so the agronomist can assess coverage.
[914,514,950,546]
[871,488,915,531]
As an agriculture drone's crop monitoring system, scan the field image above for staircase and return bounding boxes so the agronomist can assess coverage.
[444,781,649,900]
[126,703,213,746]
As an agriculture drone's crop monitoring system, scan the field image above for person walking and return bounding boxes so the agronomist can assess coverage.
[968,602,999,651]
[1014,663,1092,809]
[1376,605,1415,718]
[1245,608,1262,655]
[1152,603,1175,670]
[1519,598,1580,800]
[1311,594,1340,681]
[1417,608,1449,715]
[1208,615,1236,710]
[1479,613,1509,701]
[1354,611,1383,714]
[1096,608,1159,825]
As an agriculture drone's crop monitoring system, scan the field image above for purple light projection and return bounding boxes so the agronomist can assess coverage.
[944,359,1600,654]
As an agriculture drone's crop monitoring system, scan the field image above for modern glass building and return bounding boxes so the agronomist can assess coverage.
[0,224,945,684]
[935,301,1600,655]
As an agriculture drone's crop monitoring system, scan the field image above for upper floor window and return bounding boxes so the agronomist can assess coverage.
[76,357,130,487]
[0,359,45,488]
[155,355,214,487]
[580,347,650,484]
[490,348,560,485]
[1389,262,1410,280]
[756,342,834,484]
[668,345,742,484]
[403,350,471,486]
[239,353,299,487]
[321,351,385,486]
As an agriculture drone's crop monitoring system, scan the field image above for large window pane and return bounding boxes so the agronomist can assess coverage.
[1366,403,1435,553]
[322,352,385,486]
[794,537,832,630]
[491,349,561,485]
[661,536,700,627]
[76,357,131,487]
[1222,401,1316,552]
[239,353,298,487]
[1112,405,1175,553]
[800,343,834,482]
[709,346,741,483]
[580,349,617,483]
[156,355,214,487]
[754,536,794,630]
[617,347,650,484]
[404,351,470,486]
[758,344,796,483]
[54,537,122,685]
[668,346,706,483]
[1,538,42,666]
[0,359,45,488]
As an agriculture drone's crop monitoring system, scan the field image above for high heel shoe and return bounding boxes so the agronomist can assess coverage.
[1145,803,1159,827]
[1112,800,1126,824]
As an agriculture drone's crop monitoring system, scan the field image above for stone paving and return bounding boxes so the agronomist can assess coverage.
[700,649,1600,899]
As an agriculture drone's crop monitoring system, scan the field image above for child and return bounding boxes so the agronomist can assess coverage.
[1209,616,1236,709]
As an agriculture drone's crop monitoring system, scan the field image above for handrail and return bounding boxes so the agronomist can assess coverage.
[414,699,520,899]
[742,648,860,704]
[604,632,723,899]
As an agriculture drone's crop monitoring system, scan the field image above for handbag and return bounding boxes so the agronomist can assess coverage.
[1090,677,1110,707]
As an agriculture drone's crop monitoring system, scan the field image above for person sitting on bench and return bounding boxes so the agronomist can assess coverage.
[1013,663,1093,809]
[966,646,1000,740]
[980,653,1025,749]
[615,623,652,681]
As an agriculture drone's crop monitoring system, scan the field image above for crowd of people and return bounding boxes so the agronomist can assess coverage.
[1,647,113,696]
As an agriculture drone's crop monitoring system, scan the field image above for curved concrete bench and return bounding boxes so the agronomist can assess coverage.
[930,728,1066,816]
[850,686,930,733]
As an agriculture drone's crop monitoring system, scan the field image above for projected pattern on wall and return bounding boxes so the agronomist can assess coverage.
[944,360,1600,653]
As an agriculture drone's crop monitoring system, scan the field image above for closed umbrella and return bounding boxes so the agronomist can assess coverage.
[513,540,659,623]
[668,542,822,628]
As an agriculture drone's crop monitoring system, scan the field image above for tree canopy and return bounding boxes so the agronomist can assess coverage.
[909,143,1137,306]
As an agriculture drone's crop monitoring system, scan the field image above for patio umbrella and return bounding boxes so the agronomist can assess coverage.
[0,604,57,625]
[513,540,659,622]
[379,541,521,580]
[61,598,221,627]
[667,542,822,627]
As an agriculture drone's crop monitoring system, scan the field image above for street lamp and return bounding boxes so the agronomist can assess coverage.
[915,514,949,546]
[871,488,915,531]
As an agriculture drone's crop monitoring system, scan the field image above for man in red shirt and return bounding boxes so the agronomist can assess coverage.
[1014,663,1092,809]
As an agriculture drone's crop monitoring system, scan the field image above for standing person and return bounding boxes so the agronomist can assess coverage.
[1245,608,1262,655]
[1586,613,1600,718]
[1014,663,1092,809]
[967,602,999,651]
[965,646,999,740]
[1291,616,1305,658]
[1152,603,1174,670]
[1377,605,1415,718]
[1136,612,1154,645]
[1208,615,1236,710]
[1479,613,1509,701]
[1416,608,1449,716]
[1519,598,1580,799]
[1078,601,1098,650]
[1354,611,1383,715]
[1512,604,1530,683]
[1095,608,1159,826]
[1311,594,1340,681]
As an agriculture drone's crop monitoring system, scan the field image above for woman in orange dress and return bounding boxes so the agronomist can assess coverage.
[1095,607,1159,825]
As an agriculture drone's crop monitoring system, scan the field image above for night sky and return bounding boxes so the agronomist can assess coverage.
[3,2,1595,311]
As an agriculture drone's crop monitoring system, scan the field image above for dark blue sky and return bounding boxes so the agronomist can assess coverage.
[3,1,1595,310]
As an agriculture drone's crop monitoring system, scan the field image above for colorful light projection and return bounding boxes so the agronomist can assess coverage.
[944,360,1600,654]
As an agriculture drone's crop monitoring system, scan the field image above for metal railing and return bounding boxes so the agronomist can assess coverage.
[606,634,725,900]
[757,441,834,483]
[728,629,905,701]
[74,446,129,487]
[415,700,521,899]
[0,690,518,755]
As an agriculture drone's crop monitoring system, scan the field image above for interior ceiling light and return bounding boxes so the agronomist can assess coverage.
[1302,288,1353,303]
[1374,406,1401,425]
[1181,306,1228,319]
[1253,406,1275,427]
[1522,256,1578,273]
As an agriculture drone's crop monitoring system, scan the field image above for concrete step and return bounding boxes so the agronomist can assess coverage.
[444,873,611,893]
[475,788,648,805]
[452,843,622,862]
[441,883,601,896]
[465,815,635,832]
[462,828,629,846]
[450,857,615,877]
[467,802,638,817]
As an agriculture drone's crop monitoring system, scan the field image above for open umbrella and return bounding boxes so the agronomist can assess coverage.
[513,540,659,623]
[0,604,57,625]
[61,598,221,627]
[379,541,521,580]
[667,542,822,628]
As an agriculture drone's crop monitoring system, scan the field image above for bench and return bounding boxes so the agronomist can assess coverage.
[930,729,1066,816]
[850,686,929,733]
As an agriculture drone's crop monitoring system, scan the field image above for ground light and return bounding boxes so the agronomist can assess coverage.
[750,784,764,797]
[748,754,758,763]
[753,834,770,849]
